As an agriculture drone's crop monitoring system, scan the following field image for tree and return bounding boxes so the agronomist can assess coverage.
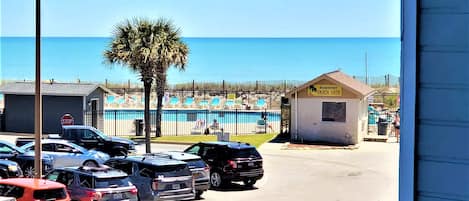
[104,18,188,153]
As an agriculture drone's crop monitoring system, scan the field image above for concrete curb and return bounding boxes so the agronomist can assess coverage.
[281,142,360,150]
[149,141,195,145]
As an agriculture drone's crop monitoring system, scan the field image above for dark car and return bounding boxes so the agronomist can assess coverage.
[45,165,138,201]
[147,151,210,199]
[105,155,195,201]
[16,125,136,157]
[0,159,22,179]
[184,141,264,188]
[0,140,54,177]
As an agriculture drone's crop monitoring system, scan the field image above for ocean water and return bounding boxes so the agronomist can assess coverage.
[0,37,400,84]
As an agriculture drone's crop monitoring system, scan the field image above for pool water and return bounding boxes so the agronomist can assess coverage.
[104,109,280,124]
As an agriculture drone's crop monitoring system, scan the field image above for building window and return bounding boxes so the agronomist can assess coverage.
[322,102,346,122]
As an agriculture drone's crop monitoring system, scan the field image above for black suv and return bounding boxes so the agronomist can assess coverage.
[184,141,264,188]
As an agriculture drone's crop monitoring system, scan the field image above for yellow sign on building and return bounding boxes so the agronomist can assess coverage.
[307,85,342,96]
[227,93,236,99]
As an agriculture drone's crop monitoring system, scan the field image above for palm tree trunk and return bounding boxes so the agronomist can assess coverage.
[155,73,166,137]
[143,79,152,153]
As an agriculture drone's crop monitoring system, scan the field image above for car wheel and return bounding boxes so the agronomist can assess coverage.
[243,178,257,187]
[210,171,224,188]
[195,190,203,199]
[24,166,35,178]
[83,160,98,167]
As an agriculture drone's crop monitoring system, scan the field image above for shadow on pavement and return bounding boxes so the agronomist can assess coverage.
[210,182,259,192]
[269,133,290,144]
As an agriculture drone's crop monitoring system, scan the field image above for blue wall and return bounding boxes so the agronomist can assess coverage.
[4,95,84,133]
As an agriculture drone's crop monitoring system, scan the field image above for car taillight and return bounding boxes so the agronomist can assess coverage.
[152,179,159,190]
[85,190,102,200]
[130,187,138,195]
[228,160,237,169]
[205,164,210,172]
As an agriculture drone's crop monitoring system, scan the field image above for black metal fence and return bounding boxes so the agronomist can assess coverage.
[84,109,281,137]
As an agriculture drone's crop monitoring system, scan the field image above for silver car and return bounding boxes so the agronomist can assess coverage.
[20,139,110,168]
[155,151,210,199]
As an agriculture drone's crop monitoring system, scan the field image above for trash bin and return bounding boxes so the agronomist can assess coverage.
[377,121,388,136]
[135,119,144,136]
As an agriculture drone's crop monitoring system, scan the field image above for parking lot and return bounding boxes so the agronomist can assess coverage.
[0,133,398,201]
[139,140,399,201]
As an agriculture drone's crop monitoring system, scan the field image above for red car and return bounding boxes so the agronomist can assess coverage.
[0,178,70,201]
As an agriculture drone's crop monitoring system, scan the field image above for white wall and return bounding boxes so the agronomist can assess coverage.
[356,98,369,143]
[291,98,360,145]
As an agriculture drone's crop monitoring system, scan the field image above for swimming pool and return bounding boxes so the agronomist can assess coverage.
[104,109,280,124]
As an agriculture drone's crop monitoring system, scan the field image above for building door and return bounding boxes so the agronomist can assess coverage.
[91,99,98,128]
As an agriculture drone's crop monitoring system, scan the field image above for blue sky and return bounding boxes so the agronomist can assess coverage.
[1,0,401,37]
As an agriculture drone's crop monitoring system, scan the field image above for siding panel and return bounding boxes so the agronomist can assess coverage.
[418,0,469,200]
[421,0,469,13]
[417,161,469,199]
[420,14,469,51]
[420,52,469,85]
[419,88,469,121]
[418,124,469,161]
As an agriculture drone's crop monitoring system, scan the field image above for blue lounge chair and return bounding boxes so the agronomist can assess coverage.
[225,99,235,109]
[169,96,180,106]
[256,98,266,109]
[211,97,220,108]
[255,119,267,133]
[183,97,195,107]
[106,95,115,104]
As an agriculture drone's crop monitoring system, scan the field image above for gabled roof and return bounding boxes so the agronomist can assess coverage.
[287,70,375,98]
[0,82,115,96]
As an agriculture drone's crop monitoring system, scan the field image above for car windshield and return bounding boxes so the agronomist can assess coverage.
[91,127,109,140]
[230,148,261,158]
[33,188,67,200]
[94,176,132,188]
[0,141,25,154]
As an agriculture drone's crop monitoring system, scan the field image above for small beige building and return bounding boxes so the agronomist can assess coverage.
[287,70,375,145]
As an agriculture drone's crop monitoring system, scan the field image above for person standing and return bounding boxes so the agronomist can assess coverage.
[393,110,400,142]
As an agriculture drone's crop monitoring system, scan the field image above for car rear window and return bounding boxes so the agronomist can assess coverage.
[95,177,132,188]
[33,188,67,200]
[0,184,24,198]
[230,148,261,158]
[185,159,206,169]
[139,164,191,178]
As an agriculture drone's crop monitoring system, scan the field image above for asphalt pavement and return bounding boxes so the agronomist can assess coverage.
[0,133,399,201]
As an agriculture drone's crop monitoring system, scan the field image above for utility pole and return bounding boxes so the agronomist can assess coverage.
[365,52,368,85]
[34,0,43,178]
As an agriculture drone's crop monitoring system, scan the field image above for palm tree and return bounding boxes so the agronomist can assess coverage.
[104,18,188,153]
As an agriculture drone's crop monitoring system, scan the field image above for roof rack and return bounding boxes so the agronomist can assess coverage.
[142,153,172,159]
[78,165,111,172]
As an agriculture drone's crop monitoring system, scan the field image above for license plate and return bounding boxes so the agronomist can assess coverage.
[248,162,254,166]
[113,193,123,199]
[193,172,202,178]
[172,184,180,189]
